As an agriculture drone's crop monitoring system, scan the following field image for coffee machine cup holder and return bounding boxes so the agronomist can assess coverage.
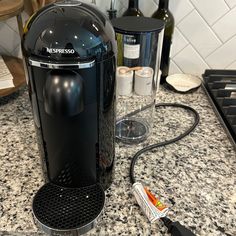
[32,183,105,235]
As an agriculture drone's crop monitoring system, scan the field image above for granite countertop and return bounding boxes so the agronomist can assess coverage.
[0,86,236,236]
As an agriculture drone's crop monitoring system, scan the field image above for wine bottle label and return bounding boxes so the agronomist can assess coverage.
[124,44,140,59]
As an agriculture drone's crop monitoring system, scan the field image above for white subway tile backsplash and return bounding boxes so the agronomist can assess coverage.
[169,60,183,75]
[226,60,236,69]
[78,0,110,12]
[171,28,189,57]
[169,0,194,24]
[225,0,236,8]
[11,45,22,58]
[5,17,19,33]
[116,0,127,16]
[0,45,10,55]
[1,0,236,76]
[206,35,236,68]
[139,0,157,16]
[173,45,209,76]
[178,10,222,57]
[0,22,20,54]
[212,7,236,42]
[94,0,110,13]
[190,0,229,25]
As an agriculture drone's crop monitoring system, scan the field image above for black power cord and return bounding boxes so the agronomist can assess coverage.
[129,103,200,236]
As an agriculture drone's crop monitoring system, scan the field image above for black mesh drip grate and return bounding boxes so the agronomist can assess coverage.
[32,183,105,230]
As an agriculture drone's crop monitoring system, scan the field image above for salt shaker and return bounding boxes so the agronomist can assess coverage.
[116,66,134,96]
[134,67,154,96]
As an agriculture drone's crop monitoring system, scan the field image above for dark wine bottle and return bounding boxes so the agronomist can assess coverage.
[123,0,144,17]
[152,0,174,84]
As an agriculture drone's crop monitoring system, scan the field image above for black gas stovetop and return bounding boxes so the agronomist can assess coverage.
[203,70,236,148]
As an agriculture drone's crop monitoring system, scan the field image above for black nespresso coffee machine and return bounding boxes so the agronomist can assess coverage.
[22,1,116,235]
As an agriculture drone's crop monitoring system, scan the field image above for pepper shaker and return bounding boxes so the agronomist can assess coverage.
[134,67,154,96]
[116,66,134,96]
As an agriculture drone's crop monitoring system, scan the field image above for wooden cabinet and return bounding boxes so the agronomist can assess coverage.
[0,0,25,97]
[24,0,56,15]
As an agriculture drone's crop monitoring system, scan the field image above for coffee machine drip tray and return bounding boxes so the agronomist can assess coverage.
[32,183,105,235]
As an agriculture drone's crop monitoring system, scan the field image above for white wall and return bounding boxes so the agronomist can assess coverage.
[1,0,236,76]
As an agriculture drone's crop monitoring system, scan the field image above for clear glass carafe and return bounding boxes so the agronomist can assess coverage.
[112,17,164,143]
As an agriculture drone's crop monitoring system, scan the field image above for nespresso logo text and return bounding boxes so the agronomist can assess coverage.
[46,47,75,54]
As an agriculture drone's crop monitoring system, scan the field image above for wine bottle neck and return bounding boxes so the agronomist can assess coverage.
[129,0,139,9]
[159,0,169,10]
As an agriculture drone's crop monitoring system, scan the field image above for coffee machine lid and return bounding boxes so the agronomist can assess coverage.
[32,183,105,235]
[23,1,116,62]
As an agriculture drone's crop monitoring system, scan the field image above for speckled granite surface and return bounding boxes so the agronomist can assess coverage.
[0,86,235,236]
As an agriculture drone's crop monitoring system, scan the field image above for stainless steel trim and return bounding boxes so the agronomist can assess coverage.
[225,84,236,90]
[55,1,82,7]
[32,183,106,236]
[32,197,105,236]
[29,58,95,69]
